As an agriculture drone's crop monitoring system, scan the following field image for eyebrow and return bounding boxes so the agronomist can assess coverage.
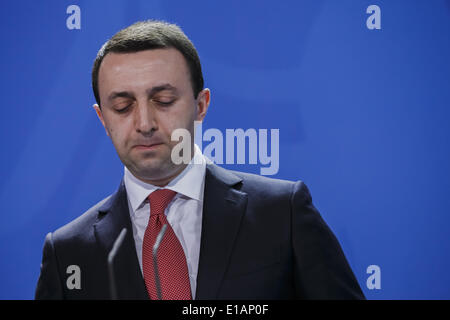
[107,83,178,102]
[147,84,178,96]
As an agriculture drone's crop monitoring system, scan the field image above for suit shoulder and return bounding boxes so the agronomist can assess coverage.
[231,169,299,187]
[51,195,112,242]
[230,170,304,198]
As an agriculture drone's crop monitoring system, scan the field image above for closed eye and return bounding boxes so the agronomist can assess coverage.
[153,99,175,106]
[115,105,131,113]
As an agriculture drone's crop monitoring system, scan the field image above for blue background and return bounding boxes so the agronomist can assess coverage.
[1,0,449,299]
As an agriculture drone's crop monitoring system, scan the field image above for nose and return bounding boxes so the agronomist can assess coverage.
[134,101,157,134]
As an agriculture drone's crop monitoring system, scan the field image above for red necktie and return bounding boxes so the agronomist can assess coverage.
[142,189,192,300]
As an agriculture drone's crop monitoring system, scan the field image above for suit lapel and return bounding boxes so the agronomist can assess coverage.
[93,181,149,300]
[195,163,248,299]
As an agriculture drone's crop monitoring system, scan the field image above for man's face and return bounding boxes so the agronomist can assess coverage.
[94,48,209,185]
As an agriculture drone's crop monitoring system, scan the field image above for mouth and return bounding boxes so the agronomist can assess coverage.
[132,142,164,151]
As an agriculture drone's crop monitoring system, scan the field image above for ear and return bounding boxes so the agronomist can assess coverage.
[93,104,110,137]
[195,88,211,122]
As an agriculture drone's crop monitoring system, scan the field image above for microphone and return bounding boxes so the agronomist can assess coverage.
[107,227,127,300]
[152,224,168,300]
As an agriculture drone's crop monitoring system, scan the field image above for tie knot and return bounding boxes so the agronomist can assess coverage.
[148,189,177,216]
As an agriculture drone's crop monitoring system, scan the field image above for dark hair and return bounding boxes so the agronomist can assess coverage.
[91,20,204,106]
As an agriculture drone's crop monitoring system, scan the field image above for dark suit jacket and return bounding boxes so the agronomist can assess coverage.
[35,163,365,299]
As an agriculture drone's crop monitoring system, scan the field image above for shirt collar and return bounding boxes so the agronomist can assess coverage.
[124,144,206,213]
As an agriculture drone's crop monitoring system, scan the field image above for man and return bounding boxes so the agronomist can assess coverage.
[35,20,365,300]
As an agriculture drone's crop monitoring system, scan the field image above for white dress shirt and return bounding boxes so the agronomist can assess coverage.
[123,144,206,299]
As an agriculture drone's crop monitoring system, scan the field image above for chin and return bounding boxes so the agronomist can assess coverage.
[134,162,178,182]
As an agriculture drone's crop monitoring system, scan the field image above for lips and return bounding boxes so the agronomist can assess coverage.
[133,142,164,150]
